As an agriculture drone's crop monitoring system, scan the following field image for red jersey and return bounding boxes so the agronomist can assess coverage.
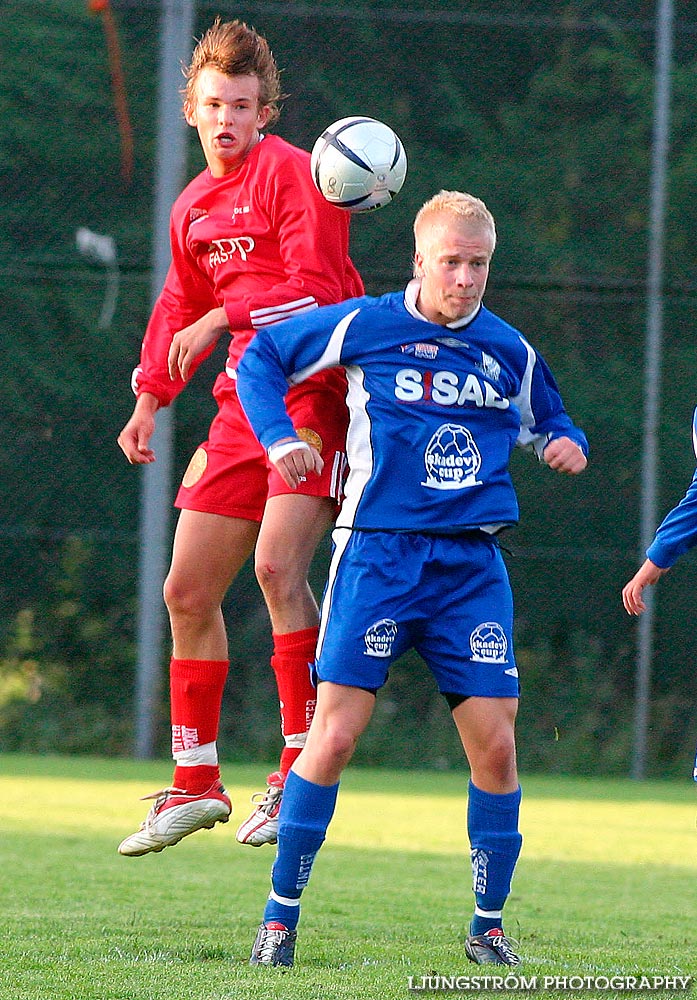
[133,133,364,405]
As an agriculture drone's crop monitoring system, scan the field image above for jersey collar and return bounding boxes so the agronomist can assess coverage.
[404,278,480,329]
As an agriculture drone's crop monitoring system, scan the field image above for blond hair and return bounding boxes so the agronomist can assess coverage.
[182,18,282,125]
[413,191,496,274]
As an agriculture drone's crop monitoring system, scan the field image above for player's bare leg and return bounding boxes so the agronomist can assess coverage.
[236,494,335,846]
[292,681,376,784]
[118,510,259,856]
[166,509,259,659]
[452,696,518,794]
[255,493,336,632]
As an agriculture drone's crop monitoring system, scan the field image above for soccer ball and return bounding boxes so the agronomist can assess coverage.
[310,116,407,214]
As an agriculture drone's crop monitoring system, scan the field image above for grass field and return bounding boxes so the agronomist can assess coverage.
[1,754,695,999]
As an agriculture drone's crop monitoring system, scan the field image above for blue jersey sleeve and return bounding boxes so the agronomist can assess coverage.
[236,298,363,450]
[237,328,296,449]
[514,344,589,458]
[646,468,697,568]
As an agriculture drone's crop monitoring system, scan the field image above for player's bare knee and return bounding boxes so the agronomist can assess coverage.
[163,573,216,623]
[315,719,358,768]
[485,741,517,786]
[255,557,304,604]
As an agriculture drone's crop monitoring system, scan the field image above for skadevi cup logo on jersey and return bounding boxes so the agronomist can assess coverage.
[364,618,398,658]
[422,422,482,490]
[470,621,508,663]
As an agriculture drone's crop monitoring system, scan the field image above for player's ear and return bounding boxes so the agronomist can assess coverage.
[413,251,424,278]
[184,101,197,127]
[257,104,271,129]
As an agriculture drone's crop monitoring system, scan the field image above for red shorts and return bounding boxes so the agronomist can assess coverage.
[174,368,349,522]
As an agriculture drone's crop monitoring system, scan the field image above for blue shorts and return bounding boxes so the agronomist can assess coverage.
[315,528,519,699]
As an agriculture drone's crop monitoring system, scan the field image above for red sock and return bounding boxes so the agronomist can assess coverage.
[270,627,318,776]
[169,658,228,793]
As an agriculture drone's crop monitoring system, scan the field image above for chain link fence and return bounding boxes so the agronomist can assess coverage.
[2,0,697,776]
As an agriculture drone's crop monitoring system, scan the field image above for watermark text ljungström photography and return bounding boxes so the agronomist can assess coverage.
[407,973,693,992]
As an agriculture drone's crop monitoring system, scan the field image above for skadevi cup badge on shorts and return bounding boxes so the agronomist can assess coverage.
[364,618,398,658]
[469,622,508,664]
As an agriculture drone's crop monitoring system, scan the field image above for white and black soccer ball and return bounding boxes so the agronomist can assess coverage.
[310,116,407,214]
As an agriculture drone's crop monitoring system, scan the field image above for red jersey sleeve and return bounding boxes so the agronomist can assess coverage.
[132,188,221,406]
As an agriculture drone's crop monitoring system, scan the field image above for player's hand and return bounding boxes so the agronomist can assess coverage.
[543,436,587,474]
[622,559,667,616]
[268,438,324,489]
[167,307,228,381]
[117,393,158,464]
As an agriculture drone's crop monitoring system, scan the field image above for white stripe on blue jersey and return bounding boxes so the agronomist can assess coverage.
[511,336,548,458]
[289,308,361,386]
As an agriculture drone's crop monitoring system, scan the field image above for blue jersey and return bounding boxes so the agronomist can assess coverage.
[237,284,588,533]
[646,469,697,568]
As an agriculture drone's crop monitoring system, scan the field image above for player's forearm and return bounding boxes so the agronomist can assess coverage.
[132,391,160,416]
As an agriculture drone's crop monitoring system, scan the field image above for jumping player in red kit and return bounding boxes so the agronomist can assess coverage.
[116,18,363,856]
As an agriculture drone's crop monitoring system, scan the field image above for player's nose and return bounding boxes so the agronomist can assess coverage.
[456,264,475,287]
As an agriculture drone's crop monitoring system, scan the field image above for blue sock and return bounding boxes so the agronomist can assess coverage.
[467,781,522,936]
[262,770,339,931]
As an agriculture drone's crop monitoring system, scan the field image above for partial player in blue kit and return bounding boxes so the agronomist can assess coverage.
[236,190,589,968]
[623,408,697,618]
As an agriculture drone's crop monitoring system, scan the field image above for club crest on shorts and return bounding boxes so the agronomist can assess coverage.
[422,422,482,490]
[181,446,208,488]
[296,427,323,453]
[469,621,508,663]
[364,618,398,658]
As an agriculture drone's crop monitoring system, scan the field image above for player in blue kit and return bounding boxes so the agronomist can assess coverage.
[622,419,697,615]
[236,190,588,968]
